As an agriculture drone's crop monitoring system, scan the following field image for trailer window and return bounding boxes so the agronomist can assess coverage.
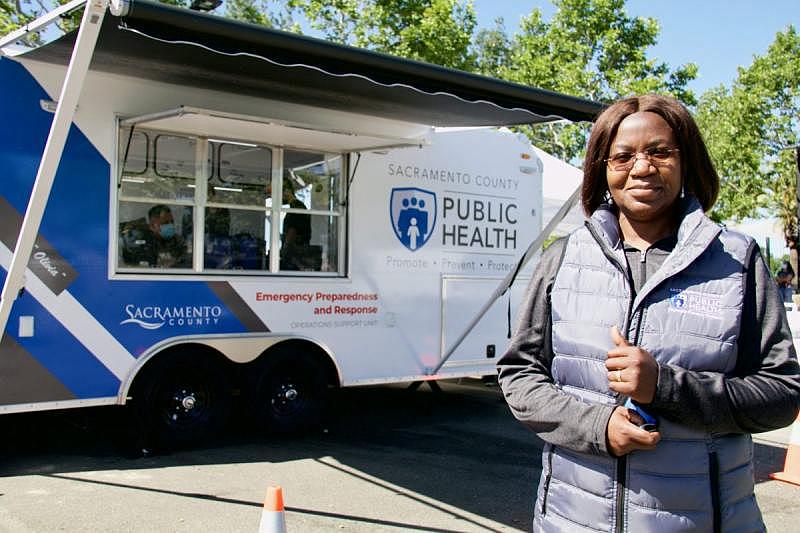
[205,141,271,271]
[115,126,345,276]
[279,150,342,272]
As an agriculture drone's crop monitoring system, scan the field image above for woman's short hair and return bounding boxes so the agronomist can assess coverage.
[581,94,719,216]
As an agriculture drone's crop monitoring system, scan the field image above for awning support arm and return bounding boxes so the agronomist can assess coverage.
[0,0,109,344]
[427,184,582,375]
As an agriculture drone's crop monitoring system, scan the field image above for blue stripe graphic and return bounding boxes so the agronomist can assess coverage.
[0,58,252,399]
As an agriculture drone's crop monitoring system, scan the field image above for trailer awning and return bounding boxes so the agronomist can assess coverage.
[120,106,430,152]
[13,0,603,128]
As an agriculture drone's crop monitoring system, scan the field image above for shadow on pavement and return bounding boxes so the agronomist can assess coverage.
[0,380,541,531]
[0,380,788,531]
[753,442,788,483]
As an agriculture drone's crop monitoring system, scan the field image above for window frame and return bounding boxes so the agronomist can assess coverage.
[112,122,347,278]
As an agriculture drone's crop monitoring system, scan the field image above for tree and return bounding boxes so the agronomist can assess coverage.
[696,27,800,242]
[226,0,297,30]
[1,0,199,37]
[2,1,44,41]
[287,0,477,70]
[3,0,693,166]
[487,0,696,162]
[474,18,510,77]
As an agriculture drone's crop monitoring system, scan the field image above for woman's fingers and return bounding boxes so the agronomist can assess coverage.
[605,333,659,403]
[607,406,660,456]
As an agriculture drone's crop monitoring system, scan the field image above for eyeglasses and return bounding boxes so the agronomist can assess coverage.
[604,147,680,171]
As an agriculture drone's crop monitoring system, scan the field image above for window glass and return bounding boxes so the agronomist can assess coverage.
[118,201,193,269]
[120,133,195,201]
[279,149,342,273]
[155,135,196,179]
[116,126,344,276]
[120,130,148,175]
[212,142,271,207]
[283,150,341,211]
[204,207,269,271]
[279,213,338,272]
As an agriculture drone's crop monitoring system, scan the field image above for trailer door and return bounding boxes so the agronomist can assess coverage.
[440,275,528,371]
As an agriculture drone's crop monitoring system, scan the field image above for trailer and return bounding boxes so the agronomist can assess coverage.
[0,0,600,444]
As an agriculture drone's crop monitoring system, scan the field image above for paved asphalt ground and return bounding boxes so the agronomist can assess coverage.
[0,379,797,532]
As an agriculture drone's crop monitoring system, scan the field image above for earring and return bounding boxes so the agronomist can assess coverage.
[680,186,685,198]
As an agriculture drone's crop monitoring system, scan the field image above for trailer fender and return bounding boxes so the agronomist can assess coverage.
[117,332,342,404]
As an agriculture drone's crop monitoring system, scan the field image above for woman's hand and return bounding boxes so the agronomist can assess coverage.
[606,326,659,404]
[607,405,661,456]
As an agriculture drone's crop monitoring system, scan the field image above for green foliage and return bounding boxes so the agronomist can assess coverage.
[1,1,38,42]
[494,0,697,162]
[696,26,800,242]
[473,19,510,78]
[288,0,477,70]
[226,0,298,30]
[1,0,194,38]
[9,0,793,245]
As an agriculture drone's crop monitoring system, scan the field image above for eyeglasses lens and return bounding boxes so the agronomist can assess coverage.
[607,148,676,171]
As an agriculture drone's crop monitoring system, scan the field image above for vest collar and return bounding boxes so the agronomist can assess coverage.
[586,197,722,310]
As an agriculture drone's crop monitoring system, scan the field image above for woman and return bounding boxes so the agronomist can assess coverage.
[497,94,800,532]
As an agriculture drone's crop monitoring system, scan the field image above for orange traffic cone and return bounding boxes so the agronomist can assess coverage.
[770,415,800,486]
[258,486,287,533]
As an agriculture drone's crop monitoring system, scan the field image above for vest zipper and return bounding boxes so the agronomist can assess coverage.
[708,444,722,533]
[615,455,627,533]
[586,222,644,533]
[541,446,554,516]
[709,451,721,532]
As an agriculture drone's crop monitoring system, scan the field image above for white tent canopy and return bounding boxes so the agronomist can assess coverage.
[535,146,586,236]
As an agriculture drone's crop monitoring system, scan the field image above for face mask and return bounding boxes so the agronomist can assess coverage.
[159,223,176,239]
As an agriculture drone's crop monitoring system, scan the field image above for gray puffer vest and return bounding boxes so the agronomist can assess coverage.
[536,199,764,532]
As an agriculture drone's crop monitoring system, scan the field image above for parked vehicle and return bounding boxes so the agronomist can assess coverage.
[0,0,600,444]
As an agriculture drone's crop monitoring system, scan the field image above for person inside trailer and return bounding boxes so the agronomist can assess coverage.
[204,207,234,270]
[280,177,320,271]
[120,204,190,269]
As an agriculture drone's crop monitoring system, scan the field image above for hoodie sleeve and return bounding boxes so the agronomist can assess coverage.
[497,237,616,456]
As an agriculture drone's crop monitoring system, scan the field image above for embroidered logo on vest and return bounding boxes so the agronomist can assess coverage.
[669,288,721,318]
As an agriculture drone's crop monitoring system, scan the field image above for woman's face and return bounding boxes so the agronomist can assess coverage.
[606,111,682,225]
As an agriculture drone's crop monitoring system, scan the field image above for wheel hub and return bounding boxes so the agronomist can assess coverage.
[284,387,298,401]
[272,383,300,409]
[170,389,199,421]
[181,394,197,410]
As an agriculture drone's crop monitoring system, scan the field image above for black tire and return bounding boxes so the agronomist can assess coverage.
[248,350,329,435]
[131,350,232,448]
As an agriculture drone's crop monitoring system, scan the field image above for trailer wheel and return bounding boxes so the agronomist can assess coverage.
[132,351,232,447]
[249,351,328,435]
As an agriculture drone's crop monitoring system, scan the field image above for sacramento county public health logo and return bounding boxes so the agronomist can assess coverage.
[669,288,687,309]
[389,187,437,251]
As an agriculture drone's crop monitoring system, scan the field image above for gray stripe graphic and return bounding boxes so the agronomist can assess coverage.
[207,281,269,332]
[0,196,79,295]
[0,335,75,404]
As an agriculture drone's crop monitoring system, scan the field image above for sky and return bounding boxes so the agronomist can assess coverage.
[472,0,799,96]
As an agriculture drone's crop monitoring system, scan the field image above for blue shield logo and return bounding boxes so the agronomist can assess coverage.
[670,288,687,309]
[389,187,436,251]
